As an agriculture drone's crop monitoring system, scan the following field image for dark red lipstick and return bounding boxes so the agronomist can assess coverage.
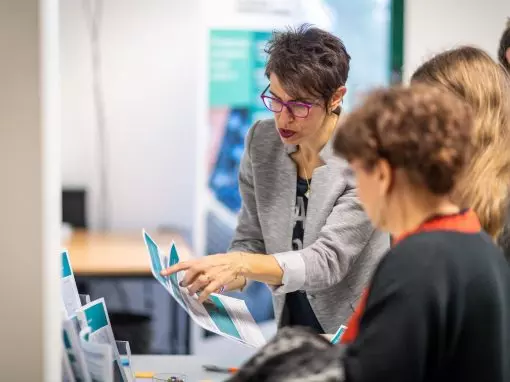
[278,128,296,139]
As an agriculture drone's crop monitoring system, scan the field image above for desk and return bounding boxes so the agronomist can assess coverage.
[63,230,192,277]
[131,355,238,382]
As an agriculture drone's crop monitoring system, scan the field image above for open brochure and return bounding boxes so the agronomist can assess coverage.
[62,345,76,382]
[61,250,82,317]
[60,249,134,381]
[143,230,266,348]
[63,316,92,382]
[76,298,129,382]
[79,327,114,382]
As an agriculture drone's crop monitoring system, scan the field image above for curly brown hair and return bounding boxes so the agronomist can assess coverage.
[333,85,473,196]
[411,46,510,239]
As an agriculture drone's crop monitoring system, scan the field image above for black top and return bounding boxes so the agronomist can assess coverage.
[344,228,510,382]
[281,177,324,334]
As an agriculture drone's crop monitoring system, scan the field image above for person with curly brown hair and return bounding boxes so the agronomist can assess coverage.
[229,85,510,382]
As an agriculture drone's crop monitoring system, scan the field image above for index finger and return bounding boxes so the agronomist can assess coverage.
[161,261,193,276]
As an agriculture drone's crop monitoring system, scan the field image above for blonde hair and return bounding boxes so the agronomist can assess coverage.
[412,46,510,239]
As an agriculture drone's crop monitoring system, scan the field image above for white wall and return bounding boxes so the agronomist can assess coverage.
[0,0,61,380]
[404,0,510,80]
[60,0,207,233]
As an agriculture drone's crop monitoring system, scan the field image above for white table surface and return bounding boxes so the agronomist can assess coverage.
[130,355,239,382]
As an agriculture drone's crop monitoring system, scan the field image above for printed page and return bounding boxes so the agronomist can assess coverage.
[76,298,129,382]
[62,347,76,382]
[143,230,188,310]
[63,318,92,382]
[142,230,165,286]
[213,294,267,347]
[330,325,348,345]
[181,290,241,341]
[79,327,114,382]
[61,250,82,317]
[143,229,231,337]
[143,230,266,348]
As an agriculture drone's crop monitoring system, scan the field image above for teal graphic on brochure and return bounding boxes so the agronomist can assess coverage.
[83,302,108,332]
[331,325,348,345]
[62,251,72,277]
[143,230,185,306]
[168,243,185,306]
[143,231,169,287]
[142,230,266,348]
[206,295,242,339]
[63,331,72,350]
[170,243,179,267]
[61,250,82,317]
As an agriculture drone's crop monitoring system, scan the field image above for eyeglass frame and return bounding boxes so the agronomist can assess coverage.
[260,84,320,119]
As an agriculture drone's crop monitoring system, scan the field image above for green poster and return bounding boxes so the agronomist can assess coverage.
[209,30,273,112]
[209,30,253,107]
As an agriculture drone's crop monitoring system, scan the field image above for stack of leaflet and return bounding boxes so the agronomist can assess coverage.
[61,250,134,382]
[143,230,266,348]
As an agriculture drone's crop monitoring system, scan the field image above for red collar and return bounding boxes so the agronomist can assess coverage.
[393,209,481,245]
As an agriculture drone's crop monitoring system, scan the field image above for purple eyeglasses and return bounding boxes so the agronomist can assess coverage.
[260,84,316,118]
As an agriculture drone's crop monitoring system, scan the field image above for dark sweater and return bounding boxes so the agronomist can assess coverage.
[344,215,510,382]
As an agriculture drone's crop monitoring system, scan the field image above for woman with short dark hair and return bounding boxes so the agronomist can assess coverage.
[162,25,388,334]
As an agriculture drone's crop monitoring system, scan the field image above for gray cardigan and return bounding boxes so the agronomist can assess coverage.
[228,119,389,333]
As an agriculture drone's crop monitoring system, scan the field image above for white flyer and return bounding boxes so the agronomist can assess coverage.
[76,298,129,382]
[63,317,92,382]
[62,345,76,382]
[79,327,114,382]
[61,250,82,317]
[143,230,266,348]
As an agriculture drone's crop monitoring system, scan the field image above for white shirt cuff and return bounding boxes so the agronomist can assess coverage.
[269,251,306,295]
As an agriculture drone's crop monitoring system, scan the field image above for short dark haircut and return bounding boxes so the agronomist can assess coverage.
[264,24,350,110]
[498,19,510,71]
[333,85,473,195]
